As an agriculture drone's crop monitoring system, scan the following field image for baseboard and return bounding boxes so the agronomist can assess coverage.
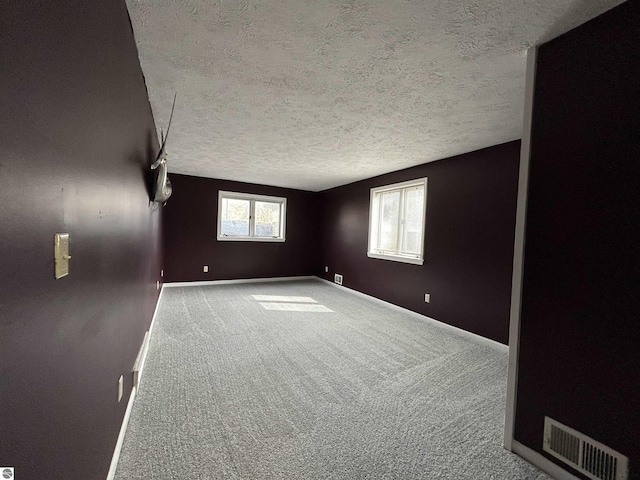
[106,384,137,480]
[315,277,508,353]
[512,440,579,480]
[106,286,164,480]
[164,275,316,288]
[148,285,164,338]
[132,286,164,388]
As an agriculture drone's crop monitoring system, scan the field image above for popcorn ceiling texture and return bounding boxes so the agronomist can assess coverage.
[126,0,625,191]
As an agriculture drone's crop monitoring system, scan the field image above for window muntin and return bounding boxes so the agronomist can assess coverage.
[217,191,286,242]
[368,178,427,265]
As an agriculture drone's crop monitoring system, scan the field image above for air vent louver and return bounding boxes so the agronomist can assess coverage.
[543,417,628,480]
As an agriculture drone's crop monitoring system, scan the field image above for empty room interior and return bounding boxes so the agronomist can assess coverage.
[1,1,638,479]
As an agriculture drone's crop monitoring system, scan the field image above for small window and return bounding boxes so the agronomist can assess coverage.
[368,178,427,265]
[217,191,286,242]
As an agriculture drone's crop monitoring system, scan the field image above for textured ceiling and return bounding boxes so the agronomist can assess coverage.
[126,0,625,191]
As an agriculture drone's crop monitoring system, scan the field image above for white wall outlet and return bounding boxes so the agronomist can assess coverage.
[156,281,160,290]
[424,293,430,303]
[118,375,123,403]
[334,273,343,285]
[325,266,329,273]
[203,265,209,273]
[161,269,164,277]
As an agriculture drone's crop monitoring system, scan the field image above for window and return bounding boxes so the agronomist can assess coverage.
[217,191,286,242]
[368,177,427,265]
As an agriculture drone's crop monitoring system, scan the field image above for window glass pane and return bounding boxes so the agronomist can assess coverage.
[254,201,281,237]
[403,187,424,255]
[220,198,250,236]
[368,178,426,264]
[379,190,400,252]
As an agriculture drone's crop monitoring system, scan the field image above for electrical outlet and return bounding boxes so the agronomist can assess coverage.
[156,281,160,290]
[118,375,123,403]
[161,269,164,277]
[424,293,430,303]
[325,266,329,273]
[203,265,209,273]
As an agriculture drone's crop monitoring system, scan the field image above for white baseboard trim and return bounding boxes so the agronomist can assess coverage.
[106,384,137,480]
[148,285,164,339]
[512,440,579,480]
[315,277,508,353]
[133,285,164,388]
[106,286,164,480]
[163,275,316,288]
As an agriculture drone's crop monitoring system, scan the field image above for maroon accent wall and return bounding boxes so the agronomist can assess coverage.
[319,141,520,344]
[514,1,640,478]
[0,2,162,479]
[163,174,321,282]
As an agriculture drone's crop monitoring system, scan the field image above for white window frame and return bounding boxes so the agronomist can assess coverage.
[217,190,287,242]
[367,177,427,265]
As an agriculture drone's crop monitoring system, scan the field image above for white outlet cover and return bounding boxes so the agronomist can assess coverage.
[203,265,209,273]
[424,294,430,303]
[118,375,123,402]
[325,266,329,272]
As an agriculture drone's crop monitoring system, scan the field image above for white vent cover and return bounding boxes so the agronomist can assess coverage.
[334,273,343,285]
[543,417,628,480]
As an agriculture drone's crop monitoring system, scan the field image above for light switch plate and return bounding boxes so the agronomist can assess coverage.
[54,233,70,279]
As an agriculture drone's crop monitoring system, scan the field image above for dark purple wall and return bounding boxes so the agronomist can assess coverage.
[319,141,520,344]
[0,2,162,479]
[514,1,640,478]
[163,174,321,282]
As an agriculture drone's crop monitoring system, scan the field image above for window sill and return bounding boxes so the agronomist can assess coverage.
[217,236,285,243]
[367,252,424,265]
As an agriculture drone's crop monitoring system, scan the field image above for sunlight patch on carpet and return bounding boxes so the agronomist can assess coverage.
[258,302,333,312]
[252,295,317,303]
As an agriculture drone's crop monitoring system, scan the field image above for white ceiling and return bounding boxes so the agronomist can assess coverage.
[126,0,624,192]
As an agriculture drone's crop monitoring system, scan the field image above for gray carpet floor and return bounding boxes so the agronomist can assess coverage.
[114,279,550,480]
